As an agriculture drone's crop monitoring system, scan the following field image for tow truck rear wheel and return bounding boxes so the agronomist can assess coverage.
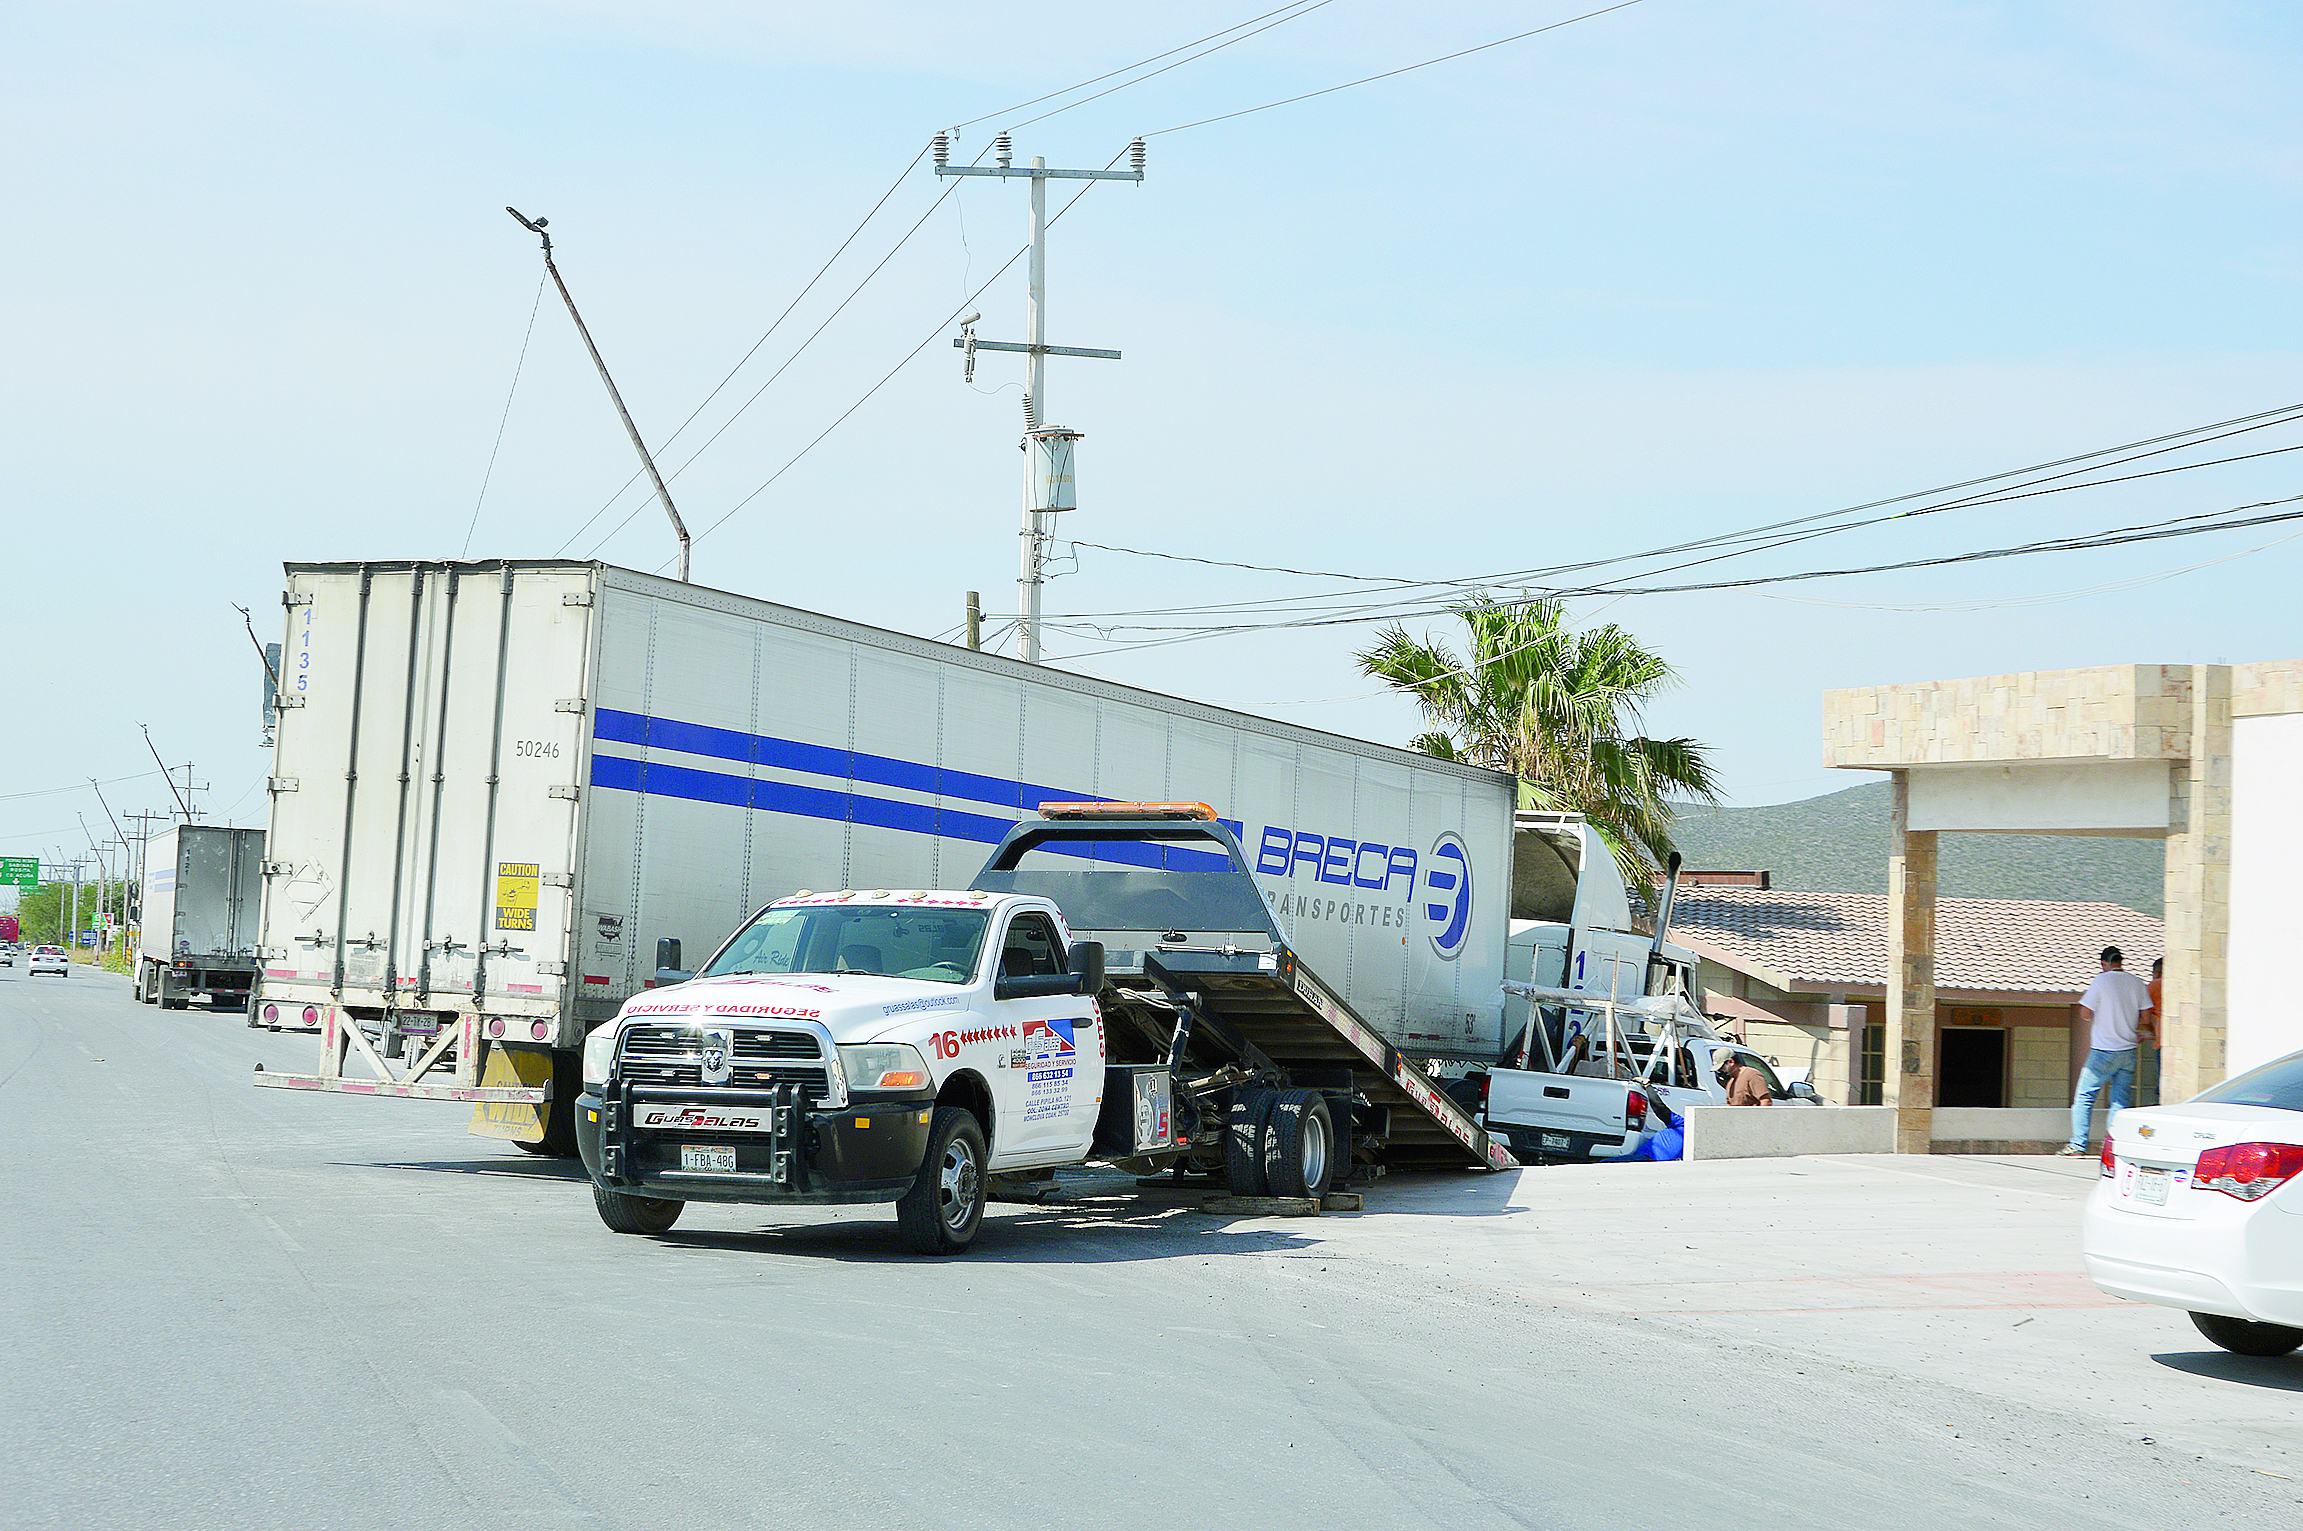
[592,1184,683,1235]
[1263,1089,1336,1200]
[897,1107,987,1255]
[1225,1090,1277,1196]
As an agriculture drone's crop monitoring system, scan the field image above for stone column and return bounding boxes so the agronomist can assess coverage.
[1885,771,1939,1153]
[2161,664,2232,1100]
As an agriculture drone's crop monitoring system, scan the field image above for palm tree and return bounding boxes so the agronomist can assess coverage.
[1355,597,1719,874]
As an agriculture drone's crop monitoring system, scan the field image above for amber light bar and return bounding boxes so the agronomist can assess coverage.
[1038,801,1217,821]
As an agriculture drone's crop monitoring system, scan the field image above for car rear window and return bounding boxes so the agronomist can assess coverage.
[2195,1051,2303,1114]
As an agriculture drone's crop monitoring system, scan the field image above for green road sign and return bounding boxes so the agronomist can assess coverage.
[0,857,37,888]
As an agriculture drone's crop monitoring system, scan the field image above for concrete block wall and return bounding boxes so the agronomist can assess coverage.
[2008,1026,2068,1109]
[1681,1105,1897,1160]
[1823,664,2190,770]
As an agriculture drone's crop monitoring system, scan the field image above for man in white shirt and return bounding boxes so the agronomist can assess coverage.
[2061,945,2155,1155]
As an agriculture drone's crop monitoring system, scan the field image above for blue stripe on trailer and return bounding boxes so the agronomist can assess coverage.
[587,743,1231,872]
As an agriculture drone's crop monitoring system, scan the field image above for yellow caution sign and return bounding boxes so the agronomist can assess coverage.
[495,862,539,931]
[470,1045,553,1143]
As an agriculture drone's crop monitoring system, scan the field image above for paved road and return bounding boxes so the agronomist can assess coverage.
[3,965,2296,1530]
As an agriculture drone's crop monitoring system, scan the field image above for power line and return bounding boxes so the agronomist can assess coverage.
[0,770,164,805]
[1034,494,2303,657]
[1007,1,1339,132]
[463,270,546,558]
[1145,0,1647,137]
[557,144,934,556]
[955,1,1334,130]
[662,152,1131,563]
[1041,402,2303,622]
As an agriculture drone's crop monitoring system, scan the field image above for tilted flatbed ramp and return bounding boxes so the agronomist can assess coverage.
[972,812,1514,1174]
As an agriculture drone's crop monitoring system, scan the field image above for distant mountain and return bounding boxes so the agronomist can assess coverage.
[1666,781,2164,916]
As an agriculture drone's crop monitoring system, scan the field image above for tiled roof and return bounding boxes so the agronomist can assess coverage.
[1664,888,2164,996]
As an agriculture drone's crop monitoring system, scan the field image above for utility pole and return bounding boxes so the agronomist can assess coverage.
[506,207,692,583]
[965,592,983,652]
[936,133,1144,663]
[142,724,192,820]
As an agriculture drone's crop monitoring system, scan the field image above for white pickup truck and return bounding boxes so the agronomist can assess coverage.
[575,806,1513,1254]
[1481,1002,1823,1161]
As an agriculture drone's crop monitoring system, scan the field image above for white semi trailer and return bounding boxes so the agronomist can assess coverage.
[135,824,265,1011]
[250,560,1517,1158]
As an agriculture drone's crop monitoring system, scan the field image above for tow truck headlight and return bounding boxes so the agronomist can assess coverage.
[839,1043,931,1092]
[581,1022,620,1089]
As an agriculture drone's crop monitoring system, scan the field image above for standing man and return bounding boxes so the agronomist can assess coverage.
[2060,946,2153,1156]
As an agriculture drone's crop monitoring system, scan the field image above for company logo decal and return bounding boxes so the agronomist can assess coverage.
[700,1026,734,1085]
[1425,832,1472,961]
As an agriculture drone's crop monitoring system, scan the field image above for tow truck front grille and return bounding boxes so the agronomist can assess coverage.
[616,1024,832,1102]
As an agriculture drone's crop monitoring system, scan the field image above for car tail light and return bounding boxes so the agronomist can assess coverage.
[2193,1142,2303,1202]
[262,1003,279,1022]
[1625,1089,1648,1128]
[301,1005,319,1026]
[2101,1135,2116,1177]
[530,1021,550,1041]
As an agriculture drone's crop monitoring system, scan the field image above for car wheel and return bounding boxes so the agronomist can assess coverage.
[896,1107,987,1255]
[2189,1311,2303,1357]
[1225,1089,1277,1196]
[1263,1089,1337,1200]
[592,1183,683,1234]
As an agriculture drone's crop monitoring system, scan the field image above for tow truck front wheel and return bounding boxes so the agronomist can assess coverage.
[593,1184,683,1235]
[897,1107,987,1255]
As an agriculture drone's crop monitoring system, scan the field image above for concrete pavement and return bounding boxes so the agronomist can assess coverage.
[2,963,2296,1530]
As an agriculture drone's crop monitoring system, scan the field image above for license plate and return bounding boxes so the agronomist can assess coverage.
[399,1017,439,1035]
[1541,1132,1570,1150]
[680,1145,737,1173]
[2133,1168,2170,1205]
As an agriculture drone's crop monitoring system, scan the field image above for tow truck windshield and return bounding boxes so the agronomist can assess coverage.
[702,906,991,986]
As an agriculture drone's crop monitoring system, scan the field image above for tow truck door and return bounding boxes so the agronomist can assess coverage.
[986,909,1101,1163]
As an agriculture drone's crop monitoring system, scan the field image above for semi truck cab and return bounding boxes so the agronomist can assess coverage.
[576,887,1109,1253]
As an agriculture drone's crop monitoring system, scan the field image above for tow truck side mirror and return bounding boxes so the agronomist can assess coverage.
[651,936,692,989]
[1068,940,1104,994]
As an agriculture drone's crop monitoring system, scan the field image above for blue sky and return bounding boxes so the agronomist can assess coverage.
[3,1,2299,872]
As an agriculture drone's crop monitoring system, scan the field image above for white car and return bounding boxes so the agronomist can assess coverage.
[2081,1047,2303,1356]
[27,945,70,978]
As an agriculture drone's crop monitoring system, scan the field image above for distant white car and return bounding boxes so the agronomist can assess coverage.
[28,945,70,978]
[2082,1048,2303,1356]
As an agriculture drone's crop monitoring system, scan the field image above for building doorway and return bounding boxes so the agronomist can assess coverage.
[1938,1027,2007,1108]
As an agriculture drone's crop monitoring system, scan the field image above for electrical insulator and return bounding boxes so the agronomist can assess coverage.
[995,132,1012,168]
[933,132,949,168]
[1129,138,1146,175]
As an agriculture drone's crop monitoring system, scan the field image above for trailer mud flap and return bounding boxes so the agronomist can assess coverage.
[469,1046,554,1143]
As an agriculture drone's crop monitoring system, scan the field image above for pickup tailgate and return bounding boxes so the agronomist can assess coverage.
[1487,1070,1636,1155]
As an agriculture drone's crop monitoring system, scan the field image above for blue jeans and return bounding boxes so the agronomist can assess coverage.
[2069,1048,2137,1150]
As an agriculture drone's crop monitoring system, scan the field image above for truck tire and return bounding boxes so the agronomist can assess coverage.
[592,1183,683,1235]
[158,969,189,1011]
[1225,1090,1277,1196]
[1263,1089,1336,1200]
[2190,1311,2303,1357]
[896,1107,988,1255]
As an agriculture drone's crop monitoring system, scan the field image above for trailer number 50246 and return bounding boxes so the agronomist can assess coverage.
[515,740,561,758]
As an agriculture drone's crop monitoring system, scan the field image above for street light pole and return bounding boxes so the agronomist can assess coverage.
[506,207,692,583]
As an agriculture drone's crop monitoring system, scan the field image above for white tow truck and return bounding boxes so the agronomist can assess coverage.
[576,805,1514,1254]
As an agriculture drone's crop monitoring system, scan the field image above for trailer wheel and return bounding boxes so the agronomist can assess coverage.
[1264,1089,1336,1200]
[1226,1090,1277,1196]
[135,962,158,1005]
[158,969,189,1011]
[592,1183,683,1235]
[896,1107,988,1255]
